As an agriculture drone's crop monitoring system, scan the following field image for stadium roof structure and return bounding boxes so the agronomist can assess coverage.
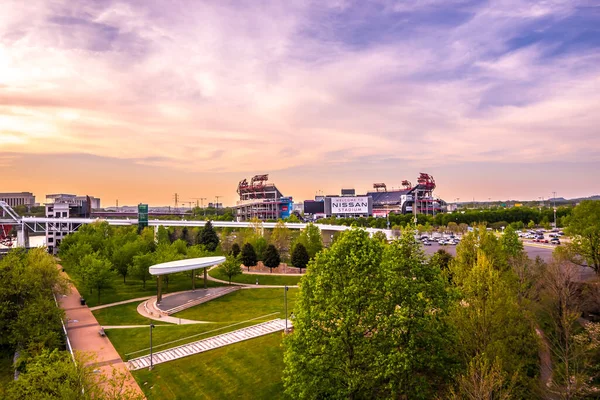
[367,189,411,206]
[149,256,226,275]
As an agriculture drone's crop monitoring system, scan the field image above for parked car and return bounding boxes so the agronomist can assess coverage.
[422,240,432,246]
[550,238,560,245]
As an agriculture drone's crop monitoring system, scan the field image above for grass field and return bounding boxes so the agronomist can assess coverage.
[173,288,298,323]
[67,271,224,307]
[132,332,285,400]
[92,302,168,326]
[209,268,302,286]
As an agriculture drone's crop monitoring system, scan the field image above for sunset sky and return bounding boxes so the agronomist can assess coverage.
[1,0,599,207]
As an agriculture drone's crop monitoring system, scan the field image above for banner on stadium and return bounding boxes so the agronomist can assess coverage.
[331,197,369,214]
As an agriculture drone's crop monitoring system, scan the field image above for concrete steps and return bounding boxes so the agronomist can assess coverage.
[127,319,289,371]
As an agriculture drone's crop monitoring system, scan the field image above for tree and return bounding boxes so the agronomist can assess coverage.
[291,243,309,273]
[156,225,170,245]
[499,225,523,259]
[231,243,241,258]
[528,220,536,229]
[284,228,455,399]
[270,220,291,257]
[449,251,538,397]
[80,253,115,304]
[294,223,323,259]
[129,253,154,288]
[9,349,145,400]
[565,200,600,275]
[241,243,257,271]
[263,244,281,273]
[111,240,142,283]
[218,256,243,285]
[0,249,69,349]
[372,230,388,243]
[199,221,220,251]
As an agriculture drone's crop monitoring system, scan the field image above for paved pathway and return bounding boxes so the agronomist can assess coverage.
[127,319,289,371]
[89,296,153,311]
[157,286,239,314]
[206,267,299,288]
[57,267,145,398]
[136,299,205,325]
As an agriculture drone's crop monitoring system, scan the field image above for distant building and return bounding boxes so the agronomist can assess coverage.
[46,194,101,209]
[0,192,36,207]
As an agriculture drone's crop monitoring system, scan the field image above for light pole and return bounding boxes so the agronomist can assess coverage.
[149,323,155,370]
[284,286,288,333]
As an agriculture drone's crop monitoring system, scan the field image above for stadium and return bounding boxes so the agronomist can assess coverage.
[236,173,446,221]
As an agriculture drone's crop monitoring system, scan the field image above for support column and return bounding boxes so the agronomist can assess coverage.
[204,268,207,289]
[157,275,163,304]
[192,269,196,290]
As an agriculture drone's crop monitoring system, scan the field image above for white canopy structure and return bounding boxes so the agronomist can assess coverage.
[149,256,225,276]
[149,256,226,303]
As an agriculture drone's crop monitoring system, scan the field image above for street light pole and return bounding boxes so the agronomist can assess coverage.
[149,323,155,370]
[284,286,288,333]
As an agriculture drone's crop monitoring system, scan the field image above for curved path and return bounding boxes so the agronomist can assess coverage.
[205,266,300,288]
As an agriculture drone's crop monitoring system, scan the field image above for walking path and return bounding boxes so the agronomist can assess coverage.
[89,296,153,311]
[127,319,289,371]
[57,267,145,398]
[206,268,299,288]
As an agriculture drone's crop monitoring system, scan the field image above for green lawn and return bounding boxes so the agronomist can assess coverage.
[92,302,168,326]
[132,332,285,400]
[107,320,274,361]
[209,268,302,286]
[173,288,298,323]
[66,270,224,307]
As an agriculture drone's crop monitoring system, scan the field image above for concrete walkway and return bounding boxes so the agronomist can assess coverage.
[136,299,205,325]
[206,267,299,288]
[127,319,289,371]
[57,267,145,398]
[89,296,153,311]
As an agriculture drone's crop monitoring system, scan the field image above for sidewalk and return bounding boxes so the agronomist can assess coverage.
[89,296,153,311]
[57,268,145,398]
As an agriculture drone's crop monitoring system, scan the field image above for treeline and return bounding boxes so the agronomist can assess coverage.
[318,206,573,230]
[58,221,221,303]
[283,226,600,398]
[0,249,142,399]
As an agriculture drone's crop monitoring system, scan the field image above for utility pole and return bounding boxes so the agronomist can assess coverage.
[116,199,119,211]
[173,193,179,210]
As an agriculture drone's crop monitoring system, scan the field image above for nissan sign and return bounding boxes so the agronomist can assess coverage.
[331,197,370,214]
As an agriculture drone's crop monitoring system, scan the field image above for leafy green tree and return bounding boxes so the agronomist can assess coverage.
[241,243,257,271]
[372,230,388,243]
[499,225,524,259]
[218,256,243,285]
[111,240,142,283]
[449,251,538,397]
[430,249,453,273]
[80,253,115,304]
[231,243,241,258]
[565,200,600,275]
[0,249,68,350]
[291,243,309,273]
[527,220,535,229]
[252,236,268,261]
[9,349,145,400]
[129,253,154,288]
[270,220,291,256]
[284,228,455,399]
[156,225,170,244]
[263,244,281,273]
[199,221,219,251]
[294,223,323,259]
